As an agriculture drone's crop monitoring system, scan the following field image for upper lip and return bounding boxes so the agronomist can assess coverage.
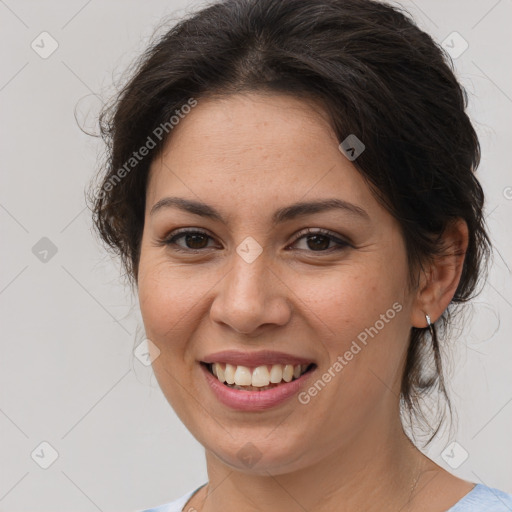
[201,350,316,367]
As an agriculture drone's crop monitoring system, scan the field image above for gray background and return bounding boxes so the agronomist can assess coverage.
[0,0,511,511]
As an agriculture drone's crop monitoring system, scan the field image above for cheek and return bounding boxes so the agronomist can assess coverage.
[137,258,204,414]
[293,262,405,342]
[137,255,201,347]
[293,256,409,393]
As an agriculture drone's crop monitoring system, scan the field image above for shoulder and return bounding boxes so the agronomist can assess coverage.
[448,483,512,511]
[137,483,206,512]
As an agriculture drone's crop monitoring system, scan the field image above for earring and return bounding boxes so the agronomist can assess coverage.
[425,313,434,337]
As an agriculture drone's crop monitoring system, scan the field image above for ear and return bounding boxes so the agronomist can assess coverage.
[410,218,469,328]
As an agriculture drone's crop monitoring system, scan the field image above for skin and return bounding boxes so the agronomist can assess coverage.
[137,92,474,512]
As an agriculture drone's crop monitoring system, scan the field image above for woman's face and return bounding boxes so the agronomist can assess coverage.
[138,92,418,474]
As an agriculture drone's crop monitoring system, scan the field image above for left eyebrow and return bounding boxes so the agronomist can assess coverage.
[149,197,370,225]
[271,198,370,225]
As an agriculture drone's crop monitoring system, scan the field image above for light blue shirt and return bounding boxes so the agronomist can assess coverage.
[139,483,512,512]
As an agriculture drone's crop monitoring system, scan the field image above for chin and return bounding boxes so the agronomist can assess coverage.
[202,432,312,475]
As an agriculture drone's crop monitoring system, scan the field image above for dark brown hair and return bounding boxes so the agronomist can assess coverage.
[88,0,492,445]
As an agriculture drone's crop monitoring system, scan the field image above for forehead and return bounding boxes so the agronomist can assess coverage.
[146,92,379,220]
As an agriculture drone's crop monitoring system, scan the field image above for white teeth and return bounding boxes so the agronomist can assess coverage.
[234,366,252,386]
[224,363,236,384]
[282,364,294,382]
[214,363,225,383]
[251,366,270,387]
[269,364,283,383]
[209,362,310,387]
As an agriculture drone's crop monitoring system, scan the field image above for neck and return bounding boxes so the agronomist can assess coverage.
[196,412,438,512]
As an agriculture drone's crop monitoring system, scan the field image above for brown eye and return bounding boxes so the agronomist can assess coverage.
[181,232,209,249]
[304,234,331,251]
[161,227,350,254]
[290,228,351,253]
[163,229,216,252]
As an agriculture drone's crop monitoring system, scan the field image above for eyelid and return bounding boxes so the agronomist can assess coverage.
[161,227,216,252]
[159,227,352,253]
[292,227,352,247]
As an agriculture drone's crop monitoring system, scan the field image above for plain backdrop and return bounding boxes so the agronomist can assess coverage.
[1,0,511,511]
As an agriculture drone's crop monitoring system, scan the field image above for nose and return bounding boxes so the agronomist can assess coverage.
[209,251,291,336]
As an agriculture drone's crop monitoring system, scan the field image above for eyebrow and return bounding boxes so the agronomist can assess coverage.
[149,196,370,224]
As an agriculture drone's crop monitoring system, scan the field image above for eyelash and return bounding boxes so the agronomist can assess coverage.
[159,227,351,254]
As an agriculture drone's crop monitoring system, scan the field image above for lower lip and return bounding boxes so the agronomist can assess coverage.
[200,363,315,411]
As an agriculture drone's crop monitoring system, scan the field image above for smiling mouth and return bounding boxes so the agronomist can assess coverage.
[201,362,316,391]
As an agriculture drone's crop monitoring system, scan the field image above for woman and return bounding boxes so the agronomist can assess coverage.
[89,0,512,510]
